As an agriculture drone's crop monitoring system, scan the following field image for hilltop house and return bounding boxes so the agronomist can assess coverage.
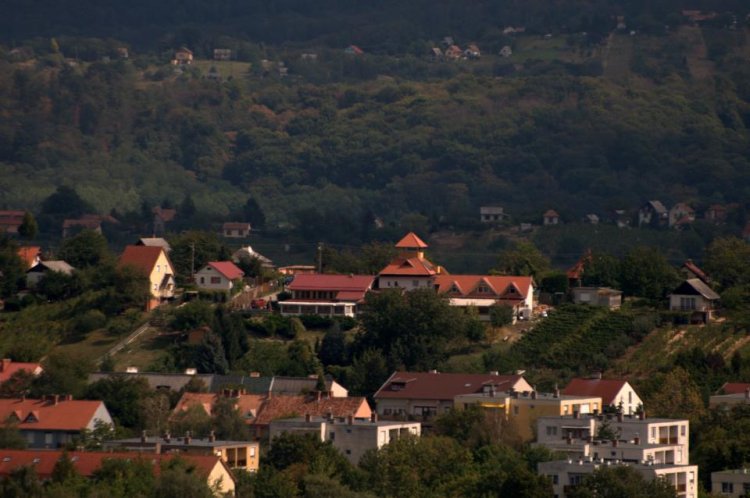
[26,260,74,288]
[374,370,532,420]
[0,397,113,448]
[433,274,535,321]
[194,261,244,292]
[562,376,643,415]
[669,203,696,229]
[669,278,720,323]
[638,200,668,227]
[279,273,375,318]
[118,245,175,309]
[480,206,507,223]
[0,210,26,234]
[543,209,560,225]
[222,222,251,238]
[173,47,193,65]
[570,287,622,309]
[377,232,442,289]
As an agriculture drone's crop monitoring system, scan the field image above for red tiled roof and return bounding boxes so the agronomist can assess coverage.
[0,398,107,431]
[222,222,251,230]
[374,371,528,401]
[172,392,370,427]
[288,274,375,292]
[17,246,41,269]
[118,246,165,275]
[562,378,629,406]
[379,257,437,276]
[719,383,750,395]
[395,232,428,249]
[434,275,532,299]
[682,260,709,283]
[566,250,592,280]
[0,359,42,384]
[0,449,225,480]
[207,262,244,280]
[173,393,265,420]
[253,395,370,426]
[544,209,559,218]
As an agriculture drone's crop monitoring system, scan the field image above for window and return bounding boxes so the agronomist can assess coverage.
[44,432,53,445]
[546,426,558,437]
[550,475,559,485]
[329,432,335,441]
[628,391,632,404]
[210,276,221,284]
[680,297,696,310]
[680,425,686,437]
[200,277,205,284]
[477,284,490,293]
[345,449,351,455]
[156,264,160,273]
[722,482,734,493]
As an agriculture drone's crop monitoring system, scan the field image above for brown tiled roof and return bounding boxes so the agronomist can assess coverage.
[719,382,750,395]
[118,246,165,275]
[0,398,107,431]
[379,257,437,276]
[253,395,370,426]
[562,378,629,406]
[0,449,226,480]
[682,260,709,284]
[374,371,527,401]
[172,392,265,420]
[395,232,428,249]
[288,274,374,292]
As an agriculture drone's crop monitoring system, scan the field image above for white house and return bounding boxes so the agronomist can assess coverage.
[669,279,720,323]
[194,262,245,292]
[563,377,643,415]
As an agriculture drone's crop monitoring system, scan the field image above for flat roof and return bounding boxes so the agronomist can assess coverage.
[107,437,256,448]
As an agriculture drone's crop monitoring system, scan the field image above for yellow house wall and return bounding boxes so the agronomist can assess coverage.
[207,462,236,496]
[148,251,174,299]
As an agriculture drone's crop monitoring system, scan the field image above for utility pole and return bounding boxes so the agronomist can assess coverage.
[317,242,323,273]
[190,243,195,280]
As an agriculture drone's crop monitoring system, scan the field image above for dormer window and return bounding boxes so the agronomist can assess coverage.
[477,284,490,294]
[391,382,406,391]
[24,412,38,423]
[449,283,461,294]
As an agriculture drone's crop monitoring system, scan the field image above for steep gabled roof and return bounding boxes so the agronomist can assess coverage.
[119,246,169,275]
[395,232,428,249]
[0,359,42,384]
[671,278,720,300]
[433,275,533,299]
[562,378,631,406]
[28,260,74,275]
[682,260,709,284]
[379,257,437,276]
[205,261,244,280]
[719,382,750,395]
[374,371,529,401]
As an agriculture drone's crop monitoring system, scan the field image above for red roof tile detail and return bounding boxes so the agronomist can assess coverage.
[173,393,265,420]
[253,395,370,426]
[562,378,628,406]
[207,262,244,280]
[0,359,42,384]
[379,257,437,276]
[17,246,41,269]
[719,382,750,395]
[374,371,528,401]
[118,246,166,275]
[395,232,428,249]
[0,450,225,480]
[0,398,107,431]
[288,274,375,293]
[433,275,532,299]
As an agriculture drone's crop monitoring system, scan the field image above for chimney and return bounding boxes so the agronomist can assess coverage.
[305,413,312,422]
[553,384,560,398]
[184,431,192,444]
[0,358,9,372]
[489,371,499,376]
[347,415,353,425]
[612,439,618,448]
[371,412,378,423]
[327,411,334,422]
[208,430,216,443]
[164,432,171,443]
[317,391,322,402]
[250,371,261,378]
[531,390,537,400]
[141,430,147,443]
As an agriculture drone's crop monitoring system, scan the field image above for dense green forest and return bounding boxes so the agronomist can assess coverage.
[1,1,750,269]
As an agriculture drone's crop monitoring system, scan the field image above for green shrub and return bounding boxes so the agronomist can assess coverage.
[75,309,107,333]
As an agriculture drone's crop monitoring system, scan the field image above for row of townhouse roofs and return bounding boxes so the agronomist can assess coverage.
[5,361,750,496]
[482,201,750,235]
